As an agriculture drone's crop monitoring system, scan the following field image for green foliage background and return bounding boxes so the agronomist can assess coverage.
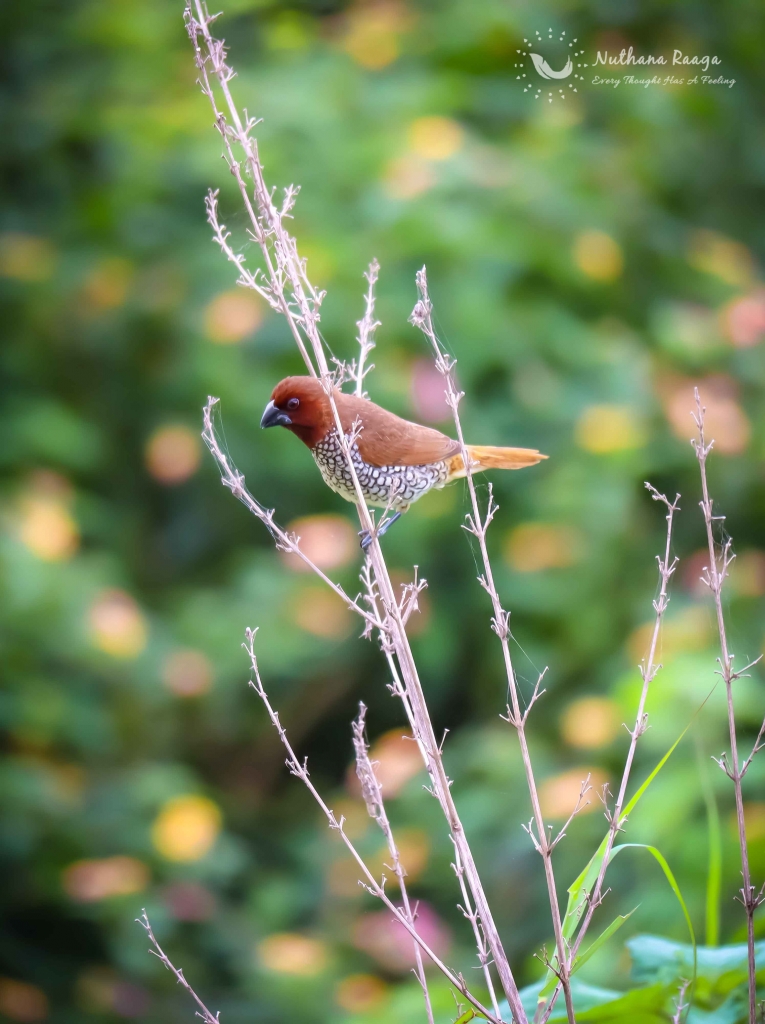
[2,0,765,1021]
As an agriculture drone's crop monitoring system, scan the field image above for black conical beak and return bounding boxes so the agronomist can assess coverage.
[260,400,292,429]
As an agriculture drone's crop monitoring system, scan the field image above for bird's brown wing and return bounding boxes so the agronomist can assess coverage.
[335,392,460,467]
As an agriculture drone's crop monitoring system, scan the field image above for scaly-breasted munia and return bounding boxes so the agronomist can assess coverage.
[261,376,546,545]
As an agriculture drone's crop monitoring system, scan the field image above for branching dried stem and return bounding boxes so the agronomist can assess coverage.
[692,389,762,1024]
[352,703,434,1024]
[671,979,690,1024]
[409,268,575,1024]
[539,484,680,1024]
[137,911,221,1024]
[355,260,380,397]
[187,12,527,1010]
[246,630,499,1024]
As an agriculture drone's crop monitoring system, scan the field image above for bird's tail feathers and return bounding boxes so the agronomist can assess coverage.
[447,445,547,481]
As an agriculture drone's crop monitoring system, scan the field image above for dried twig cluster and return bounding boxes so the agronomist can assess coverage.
[139,6,763,1024]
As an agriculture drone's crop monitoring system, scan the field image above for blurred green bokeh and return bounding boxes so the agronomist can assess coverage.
[2,0,765,1021]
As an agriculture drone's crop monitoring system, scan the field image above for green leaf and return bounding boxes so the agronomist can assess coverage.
[700,753,722,948]
[572,908,638,976]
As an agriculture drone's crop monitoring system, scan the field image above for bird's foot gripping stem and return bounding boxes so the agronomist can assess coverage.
[359,511,402,551]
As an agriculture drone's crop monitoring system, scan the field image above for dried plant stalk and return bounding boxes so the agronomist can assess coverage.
[692,390,763,1024]
[352,704,434,1024]
[137,911,220,1023]
[539,484,680,1023]
[246,631,500,1024]
[409,269,576,1024]
[186,4,528,1018]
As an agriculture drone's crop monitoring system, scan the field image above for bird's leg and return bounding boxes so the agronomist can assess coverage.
[359,511,403,551]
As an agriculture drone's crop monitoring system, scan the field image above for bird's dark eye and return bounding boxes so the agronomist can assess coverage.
[287,397,300,410]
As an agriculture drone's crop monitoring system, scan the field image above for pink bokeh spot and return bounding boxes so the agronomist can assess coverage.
[352,901,451,972]
[410,359,451,423]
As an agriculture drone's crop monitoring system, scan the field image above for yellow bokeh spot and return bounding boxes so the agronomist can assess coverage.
[504,522,582,573]
[688,229,755,289]
[89,589,148,659]
[539,768,608,820]
[343,6,404,70]
[162,649,214,697]
[627,605,712,666]
[19,497,79,562]
[561,697,620,749]
[335,974,389,1013]
[204,289,263,344]
[62,856,149,902]
[82,258,133,311]
[152,795,222,862]
[291,586,354,640]
[258,933,328,976]
[739,802,765,842]
[145,424,201,485]
[0,232,56,282]
[575,404,646,453]
[370,828,429,885]
[573,230,623,282]
[407,116,464,161]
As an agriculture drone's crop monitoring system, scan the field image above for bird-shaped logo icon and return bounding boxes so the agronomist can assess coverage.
[528,53,573,80]
[261,377,547,547]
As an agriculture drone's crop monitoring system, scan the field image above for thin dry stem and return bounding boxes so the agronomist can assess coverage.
[692,388,761,1024]
[189,6,528,1017]
[410,267,574,1024]
[245,630,500,1024]
[137,911,220,1023]
[540,484,680,1024]
[355,260,381,397]
[352,703,434,1024]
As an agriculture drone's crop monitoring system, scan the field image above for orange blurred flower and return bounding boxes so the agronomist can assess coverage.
[504,522,583,573]
[0,233,56,283]
[62,856,149,902]
[383,155,435,200]
[335,974,389,1013]
[280,514,357,573]
[291,586,355,639]
[720,291,765,348]
[162,649,214,697]
[561,697,620,750]
[627,605,712,666]
[539,768,607,819]
[145,424,201,484]
[0,979,48,1022]
[17,472,79,562]
[89,589,148,659]
[347,728,423,799]
[258,933,328,976]
[342,3,409,70]
[82,258,133,311]
[656,374,750,454]
[204,289,263,343]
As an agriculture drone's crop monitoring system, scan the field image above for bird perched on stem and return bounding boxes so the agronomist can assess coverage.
[261,376,546,547]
